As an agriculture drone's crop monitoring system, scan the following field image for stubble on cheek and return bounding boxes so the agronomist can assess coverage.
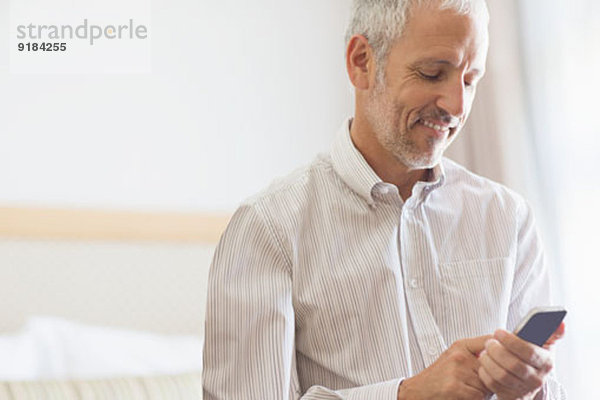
[365,83,447,168]
[372,98,419,163]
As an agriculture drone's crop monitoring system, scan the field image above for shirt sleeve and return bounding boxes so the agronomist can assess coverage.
[506,201,566,400]
[487,372,566,400]
[202,203,403,400]
[537,373,567,400]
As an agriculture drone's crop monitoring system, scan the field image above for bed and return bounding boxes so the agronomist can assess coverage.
[0,206,230,399]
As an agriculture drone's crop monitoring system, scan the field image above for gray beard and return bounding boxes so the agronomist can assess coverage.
[366,88,445,170]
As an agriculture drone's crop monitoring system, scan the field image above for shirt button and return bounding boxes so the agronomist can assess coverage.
[428,346,437,356]
[409,279,419,288]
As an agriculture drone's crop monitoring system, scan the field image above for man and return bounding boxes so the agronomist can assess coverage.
[203,0,566,399]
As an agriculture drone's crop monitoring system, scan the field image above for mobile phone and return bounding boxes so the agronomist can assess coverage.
[514,307,567,347]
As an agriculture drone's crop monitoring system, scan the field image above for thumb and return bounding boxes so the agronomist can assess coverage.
[463,334,493,356]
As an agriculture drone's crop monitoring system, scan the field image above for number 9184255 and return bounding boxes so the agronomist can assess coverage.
[18,42,67,52]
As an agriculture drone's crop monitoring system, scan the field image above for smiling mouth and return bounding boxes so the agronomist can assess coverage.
[421,119,450,133]
[416,118,458,137]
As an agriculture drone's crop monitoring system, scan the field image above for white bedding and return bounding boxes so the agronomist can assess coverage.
[0,316,203,381]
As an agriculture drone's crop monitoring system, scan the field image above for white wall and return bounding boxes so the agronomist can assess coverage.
[0,0,353,212]
[518,1,600,398]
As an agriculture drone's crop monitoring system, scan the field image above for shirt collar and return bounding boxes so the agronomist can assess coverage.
[330,118,447,206]
[410,164,446,202]
[331,119,382,206]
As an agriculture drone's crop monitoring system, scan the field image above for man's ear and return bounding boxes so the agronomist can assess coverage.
[346,35,376,90]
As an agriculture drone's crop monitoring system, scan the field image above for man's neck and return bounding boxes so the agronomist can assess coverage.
[349,117,432,201]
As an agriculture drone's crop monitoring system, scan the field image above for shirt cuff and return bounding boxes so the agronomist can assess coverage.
[536,378,567,400]
[342,378,403,400]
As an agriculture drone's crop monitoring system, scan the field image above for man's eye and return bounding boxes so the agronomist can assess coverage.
[419,71,441,81]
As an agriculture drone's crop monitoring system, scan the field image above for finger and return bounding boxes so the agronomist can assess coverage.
[478,365,520,398]
[463,334,494,356]
[478,365,499,393]
[544,322,566,348]
[484,339,545,390]
[494,330,553,372]
[461,379,491,399]
[463,372,492,396]
[479,349,529,393]
[555,321,566,337]
[453,355,490,395]
[459,347,486,376]
[461,384,492,400]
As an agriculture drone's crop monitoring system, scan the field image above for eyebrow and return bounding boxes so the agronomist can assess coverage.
[413,58,454,67]
[412,58,484,76]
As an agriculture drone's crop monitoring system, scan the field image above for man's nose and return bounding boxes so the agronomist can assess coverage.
[436,79,467,118]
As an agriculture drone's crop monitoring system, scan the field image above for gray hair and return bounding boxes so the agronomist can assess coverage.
[345,0,488,80]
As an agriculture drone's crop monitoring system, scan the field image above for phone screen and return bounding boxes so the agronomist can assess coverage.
[516,308,567,347]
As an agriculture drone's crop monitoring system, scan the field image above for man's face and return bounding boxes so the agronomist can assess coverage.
[365,4,489,169]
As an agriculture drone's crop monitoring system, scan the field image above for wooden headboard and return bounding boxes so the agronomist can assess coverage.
[0,206,231,243]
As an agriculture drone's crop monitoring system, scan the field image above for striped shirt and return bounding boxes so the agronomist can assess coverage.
[203,120,565,399]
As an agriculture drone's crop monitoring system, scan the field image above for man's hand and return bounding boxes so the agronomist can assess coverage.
[398,335,493,400]
[477,323,565,400]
